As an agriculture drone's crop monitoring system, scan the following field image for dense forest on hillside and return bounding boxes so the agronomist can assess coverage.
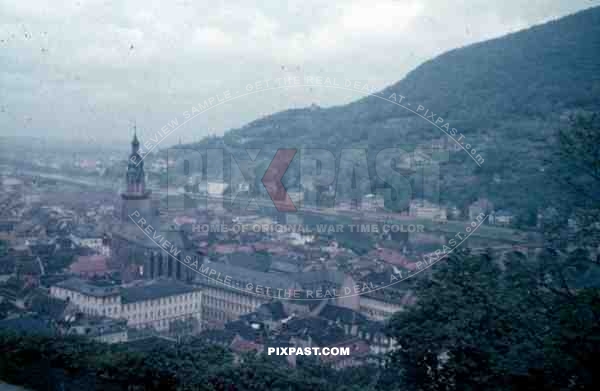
[170,7,600,222]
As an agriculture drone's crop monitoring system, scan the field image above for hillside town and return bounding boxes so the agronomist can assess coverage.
[2,2,600,389]
[0,133,542,369]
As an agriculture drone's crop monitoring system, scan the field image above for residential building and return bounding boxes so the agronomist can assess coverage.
[409,199,447,221]
[493,210,515,226]
[78,237,111,256]
[207,181,228,196]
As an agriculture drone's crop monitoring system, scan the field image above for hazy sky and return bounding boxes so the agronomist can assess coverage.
[1,0,598,145]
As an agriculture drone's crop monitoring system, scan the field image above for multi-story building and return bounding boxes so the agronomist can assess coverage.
[195,263,300,329]
[50,278,121,317]
[358,294,405,321]
[50,278,202,333]
[120,280,202,332]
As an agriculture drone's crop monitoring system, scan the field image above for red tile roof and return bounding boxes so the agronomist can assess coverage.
[371,248,417,270]
[69,255,111,275]
[230,336,263,353]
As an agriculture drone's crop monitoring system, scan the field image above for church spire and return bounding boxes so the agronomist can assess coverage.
[131,123,139,153]
[121,122,151,222]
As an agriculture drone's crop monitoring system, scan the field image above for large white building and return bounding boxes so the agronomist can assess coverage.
[50,278,202,333]
[195,263,300,329]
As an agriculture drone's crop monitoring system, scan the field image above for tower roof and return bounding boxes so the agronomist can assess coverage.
[132,128,139,146]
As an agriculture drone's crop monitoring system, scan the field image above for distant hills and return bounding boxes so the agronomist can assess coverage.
[180,6,600,222]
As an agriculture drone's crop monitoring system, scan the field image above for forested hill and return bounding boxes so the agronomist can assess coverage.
[186,6,600,220]
[361,4,600,120]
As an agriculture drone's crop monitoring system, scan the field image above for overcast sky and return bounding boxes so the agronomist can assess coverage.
[1,0,598,145]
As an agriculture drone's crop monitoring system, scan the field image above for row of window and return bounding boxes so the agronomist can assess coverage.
[122,293,200,311]
[53,288,119,304]
[205,288,262,307]
[204,296,254,314]
[126,303,199,320]
[203,308,233,321]
[79,306,119,317]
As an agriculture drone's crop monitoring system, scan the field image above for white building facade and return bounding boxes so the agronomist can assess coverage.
[50,278,202,333]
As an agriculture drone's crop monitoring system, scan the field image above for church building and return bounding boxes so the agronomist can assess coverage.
[109,131,202,282]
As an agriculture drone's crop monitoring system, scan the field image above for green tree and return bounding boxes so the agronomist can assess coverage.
[385,113,600,390]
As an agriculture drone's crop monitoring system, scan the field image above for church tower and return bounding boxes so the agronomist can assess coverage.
[121,128,152,222]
